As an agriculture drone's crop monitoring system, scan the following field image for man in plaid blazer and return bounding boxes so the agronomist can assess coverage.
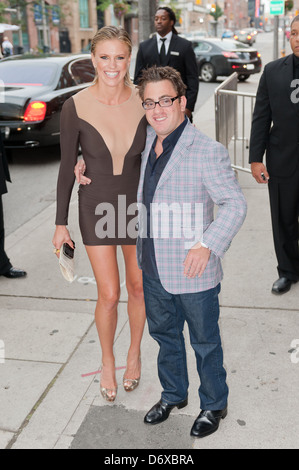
[137,66,247,438]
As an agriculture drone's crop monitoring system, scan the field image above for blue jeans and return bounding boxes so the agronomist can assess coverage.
[142,273,228,410]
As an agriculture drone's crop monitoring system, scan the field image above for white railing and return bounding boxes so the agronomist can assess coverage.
[215,73,256,173]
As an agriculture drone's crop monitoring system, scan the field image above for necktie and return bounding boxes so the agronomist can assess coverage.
[160,38,167,66]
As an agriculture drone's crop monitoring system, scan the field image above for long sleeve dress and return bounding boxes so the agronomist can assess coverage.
[55,86,147,245]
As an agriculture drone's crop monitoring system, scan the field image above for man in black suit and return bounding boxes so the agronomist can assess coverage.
[249,15,299,295]
[0,132,27,279]
[134,6,199,121]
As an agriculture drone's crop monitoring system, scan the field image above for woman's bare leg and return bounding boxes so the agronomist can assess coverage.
[121,245,146,383]
[85,245,120,394]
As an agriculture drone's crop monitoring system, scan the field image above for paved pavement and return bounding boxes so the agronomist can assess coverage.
[1,78,299,452]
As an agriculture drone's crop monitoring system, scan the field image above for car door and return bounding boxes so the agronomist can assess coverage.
[46,58,95,140]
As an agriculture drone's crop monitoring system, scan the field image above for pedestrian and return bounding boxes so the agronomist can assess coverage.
[249,15,299,295]
[134,6,199,122]
[53,26,148,403]
[1,37,13,57]
[137,66,247,438]
[0,132,27,279]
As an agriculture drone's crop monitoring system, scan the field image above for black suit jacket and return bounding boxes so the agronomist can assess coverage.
[249,54,299,178]
[0,132,11,196]
[134,34,199,112]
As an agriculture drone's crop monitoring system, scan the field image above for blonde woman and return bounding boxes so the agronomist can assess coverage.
[53,26,147,402]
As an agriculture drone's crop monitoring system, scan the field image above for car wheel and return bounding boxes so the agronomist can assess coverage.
[238,74,249,81]
[200,63,216,82]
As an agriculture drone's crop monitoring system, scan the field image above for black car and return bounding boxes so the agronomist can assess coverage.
[191,38,262,82]
[0,54,95,149]
[233,30,255,46]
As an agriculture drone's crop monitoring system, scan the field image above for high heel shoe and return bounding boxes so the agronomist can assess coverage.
[123,357,141,392]
[100,385,118,402]
[123,376,140,392]
[100,363,117,402]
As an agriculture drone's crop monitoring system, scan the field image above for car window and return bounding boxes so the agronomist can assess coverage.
[220,40,250,50]
[57,64,76,89]
[70,59,95,84]
[192,41,211,53]
[0,62,58,86]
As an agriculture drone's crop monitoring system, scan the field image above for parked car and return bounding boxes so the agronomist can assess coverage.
[222,29,234,39]
[243,28,258,40]
[233,30,255,46]
[181,30,209,40]
[0,54,95,149]
[191,38,262,82]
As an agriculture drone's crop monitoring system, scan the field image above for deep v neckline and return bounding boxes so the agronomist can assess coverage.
[87,86,134,107]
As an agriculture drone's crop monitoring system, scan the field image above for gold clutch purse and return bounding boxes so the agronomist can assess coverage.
[59,241,75,283]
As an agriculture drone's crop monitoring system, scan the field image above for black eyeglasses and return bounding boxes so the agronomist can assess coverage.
[142,96,180,110]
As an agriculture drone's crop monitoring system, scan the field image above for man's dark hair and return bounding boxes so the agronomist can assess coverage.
[156,6,178,35]
[138,65,187,101]
[291,15,299,27]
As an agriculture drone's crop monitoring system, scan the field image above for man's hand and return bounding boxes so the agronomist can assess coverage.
[183,245,211,278]
[251,162,269,184]
[74,159,91,185]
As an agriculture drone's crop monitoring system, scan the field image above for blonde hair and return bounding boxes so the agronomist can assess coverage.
[91,26,132,87]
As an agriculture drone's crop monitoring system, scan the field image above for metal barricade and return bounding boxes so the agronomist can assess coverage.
[215,73,256,174]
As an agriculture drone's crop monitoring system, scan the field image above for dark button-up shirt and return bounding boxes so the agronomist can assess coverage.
[141,117,188,279]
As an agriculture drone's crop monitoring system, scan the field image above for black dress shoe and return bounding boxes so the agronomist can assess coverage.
[1,267,27,279]
[144,398,188,425]
[190,407,227,438]
[271,277,296,295]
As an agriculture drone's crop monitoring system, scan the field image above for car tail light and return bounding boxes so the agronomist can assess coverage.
[222,51,239,59]
[23,101,47,122]
[257,52,261,58]
[234,35,238,40]
[247,35,252,40]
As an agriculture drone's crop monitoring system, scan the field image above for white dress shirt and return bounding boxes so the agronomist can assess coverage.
[156,31,173,55]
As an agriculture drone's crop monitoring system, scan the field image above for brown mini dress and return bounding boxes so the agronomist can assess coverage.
[55,86,147,245]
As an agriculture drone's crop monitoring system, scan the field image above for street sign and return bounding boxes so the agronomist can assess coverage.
[270,0,285,15]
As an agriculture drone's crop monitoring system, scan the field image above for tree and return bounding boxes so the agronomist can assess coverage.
[285,1,294,12]
[209,3,223,37]
[138,0,157,42]
[209,3,223,23]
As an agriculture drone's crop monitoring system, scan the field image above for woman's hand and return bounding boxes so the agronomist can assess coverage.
[74,159,91,185]
[52,226,73,259]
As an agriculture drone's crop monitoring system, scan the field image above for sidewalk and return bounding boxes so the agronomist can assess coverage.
[0,91,299,450]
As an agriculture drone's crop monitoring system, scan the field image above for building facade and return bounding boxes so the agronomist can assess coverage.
[5,0,299,55]
[223,1,250,30]
[3,0,61,53]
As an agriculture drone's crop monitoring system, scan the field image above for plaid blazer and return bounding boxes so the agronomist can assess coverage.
[137,121,247,294]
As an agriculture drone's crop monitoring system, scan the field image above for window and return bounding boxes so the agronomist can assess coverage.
[79,0,90,28]
[192,42,211,53]
[57,64,76,89]
[70,59,95,84]
[0,62,57,86]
